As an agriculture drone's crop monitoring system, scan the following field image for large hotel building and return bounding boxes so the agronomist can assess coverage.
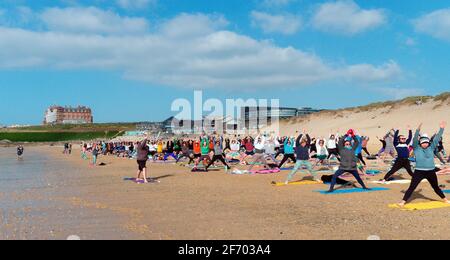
[44,106,93,125]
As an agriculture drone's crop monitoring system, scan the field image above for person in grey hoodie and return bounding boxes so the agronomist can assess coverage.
[136,136,150,183]
[205,137,230,172]
[327,132,370,193]
[399,122,449,206]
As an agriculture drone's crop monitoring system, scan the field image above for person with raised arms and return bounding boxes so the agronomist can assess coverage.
[247,134,272,172]
[278,136,296,169]
[192,134,212,172]
[285,130,319,184]
[399,122,450,206]
[326,132,340,161]
[205,136,230,172]
[327,131,370,193]
[380,126,414,182]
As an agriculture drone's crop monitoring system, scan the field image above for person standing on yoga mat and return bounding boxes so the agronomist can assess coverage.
[315,138,329,167]
[264,135,279,164]
[176,141,195,164]
[278,136,296,168]
[247,135,272,172]
[350,130,367,167]
[192,135,212,172]
[327,132,370,193]
[327,133,340,161]
[361,136,371,156]
[205,137,230,172]
[163,140,177,162]
[399,122,450,206]
[285,130,319,184]
[432,134,446,165]
[136,135,150,183]
[381,127,414,182]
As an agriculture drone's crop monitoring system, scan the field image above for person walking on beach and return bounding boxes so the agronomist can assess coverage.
[92,144,99,166]
[17,145,24,160]
[327,131,370,193]
[81,143,88,160]
[381,127,414,182]
[136,135,150,183]
[399,122,450,206]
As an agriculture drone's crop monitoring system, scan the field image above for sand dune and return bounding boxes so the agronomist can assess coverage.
[265,94,450,145]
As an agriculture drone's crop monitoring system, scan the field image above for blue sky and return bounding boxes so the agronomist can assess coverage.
[0,0,450,125]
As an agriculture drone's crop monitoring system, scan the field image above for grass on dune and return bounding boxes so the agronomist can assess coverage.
[0,131,122,142]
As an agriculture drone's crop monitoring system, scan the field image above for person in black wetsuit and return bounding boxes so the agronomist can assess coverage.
[17,145,24,159]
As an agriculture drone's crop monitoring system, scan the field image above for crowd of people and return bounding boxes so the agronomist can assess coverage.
[57,121,450,206]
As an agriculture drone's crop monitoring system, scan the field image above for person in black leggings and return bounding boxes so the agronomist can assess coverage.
[382,128,414,182]
[278,137,296,168]
[399,122,449,206]
[327,133,369,193]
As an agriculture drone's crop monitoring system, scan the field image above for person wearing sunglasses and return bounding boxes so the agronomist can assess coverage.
[399,122,449,206]
[381,126,414,182]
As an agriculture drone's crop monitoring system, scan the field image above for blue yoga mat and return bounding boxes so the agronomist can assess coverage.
[443,190,450,194]
[366,170,382,175]
[316,187,390,195]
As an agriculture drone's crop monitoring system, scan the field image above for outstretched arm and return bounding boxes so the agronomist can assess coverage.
[432,122,446,149]
[413,124,421,148]
[393,130,400,146]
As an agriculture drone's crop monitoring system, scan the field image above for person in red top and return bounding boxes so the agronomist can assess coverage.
[193,140,201,159]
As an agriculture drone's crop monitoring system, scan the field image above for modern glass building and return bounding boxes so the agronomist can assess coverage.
[240,106,322,130]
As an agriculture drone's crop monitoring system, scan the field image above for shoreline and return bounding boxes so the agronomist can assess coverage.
[4,145,446,240]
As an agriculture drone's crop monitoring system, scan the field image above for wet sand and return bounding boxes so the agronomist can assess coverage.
[1,145,450,240]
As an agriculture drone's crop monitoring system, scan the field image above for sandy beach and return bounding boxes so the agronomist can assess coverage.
[2,145,450,240]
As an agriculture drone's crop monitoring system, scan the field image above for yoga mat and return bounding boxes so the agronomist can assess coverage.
[389,201,450,211]
[272,180,323,187]
[366,170,382,175]
[316,187,389,195]
[250,168,280,174]
[231,170,251,175]
[371,179,429,185]
[123,178,160,184]
[443,190,450,194]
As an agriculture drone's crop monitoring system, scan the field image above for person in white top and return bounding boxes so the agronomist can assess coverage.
[226,139,242,161]
[326,133,340,161]
[315,138,330,167]
[248,135,271,171]
[264,136,279,164]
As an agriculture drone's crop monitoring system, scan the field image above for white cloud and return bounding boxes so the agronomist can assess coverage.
[414,9,450,41]
[311,0,387,35]
[343,61,402,82]
[250,11,302,35]
[41,7,149,35]
[116,0,156,10]
[0,10,401,89]
[160,13,229,38]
